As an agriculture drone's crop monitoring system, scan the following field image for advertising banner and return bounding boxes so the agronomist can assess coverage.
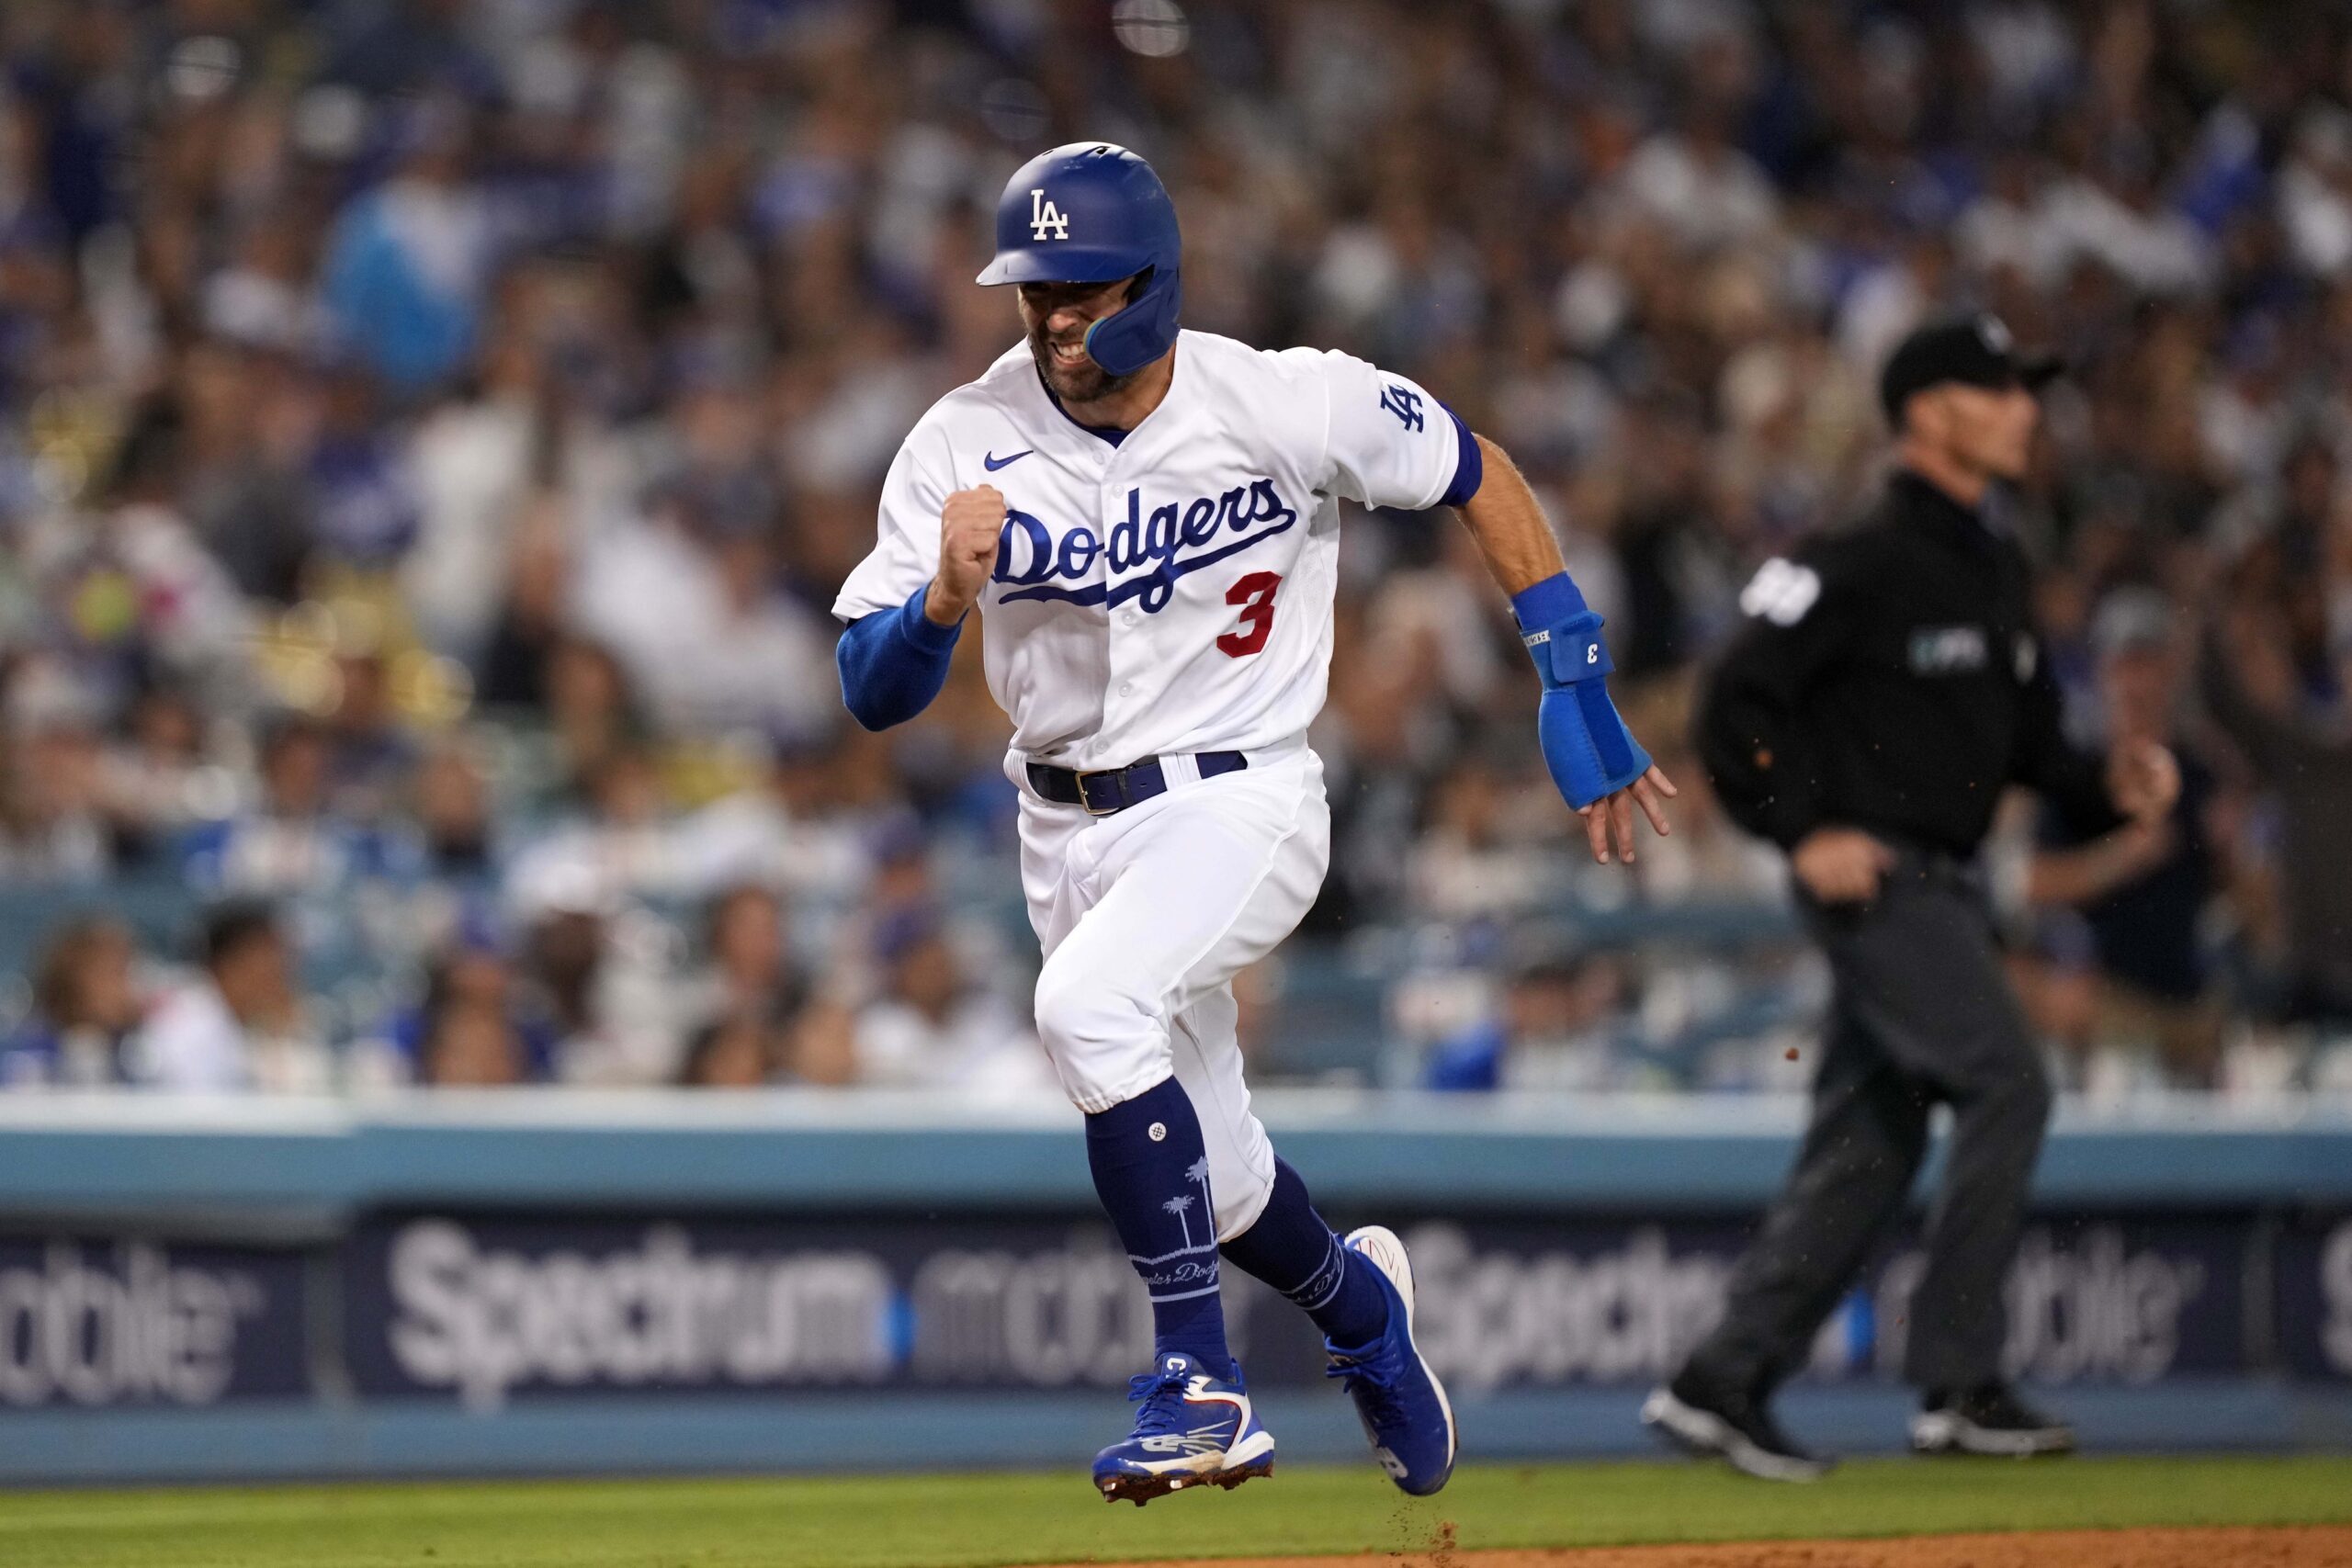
[1389,1215,2245,1395]
[2278,1213,2352,1382]
[344,1212,1165,1407]
[0,1235,310,1409]
[339,1209,2257,1405]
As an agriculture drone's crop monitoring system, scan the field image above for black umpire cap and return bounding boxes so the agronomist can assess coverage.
[1879,313,2064,425]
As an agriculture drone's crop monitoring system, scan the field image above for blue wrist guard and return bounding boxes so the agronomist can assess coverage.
[1519,595,1651,811]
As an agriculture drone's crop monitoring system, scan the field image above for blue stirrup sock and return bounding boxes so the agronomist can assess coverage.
[1220,1157,1390,1349]
[1083,1077,1235,1379]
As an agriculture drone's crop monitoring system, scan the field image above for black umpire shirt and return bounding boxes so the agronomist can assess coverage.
[1696,469,2120,860]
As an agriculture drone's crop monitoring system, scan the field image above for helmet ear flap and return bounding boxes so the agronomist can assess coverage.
[1080,265,1181,378]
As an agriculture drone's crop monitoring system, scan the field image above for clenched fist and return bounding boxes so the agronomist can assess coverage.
[926,485,1005,626]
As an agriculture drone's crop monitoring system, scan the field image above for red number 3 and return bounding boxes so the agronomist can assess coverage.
[1217,571,1282,658]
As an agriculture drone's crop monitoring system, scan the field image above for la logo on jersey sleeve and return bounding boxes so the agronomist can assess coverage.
[1378,383,1424,432]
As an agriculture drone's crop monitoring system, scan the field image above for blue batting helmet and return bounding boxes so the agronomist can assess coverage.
[976,142,1181,378]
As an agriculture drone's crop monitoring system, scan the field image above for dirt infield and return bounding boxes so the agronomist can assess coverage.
[1036,1525,2352,1568]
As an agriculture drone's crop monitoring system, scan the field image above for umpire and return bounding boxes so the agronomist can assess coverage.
[1643,316,2179,1481]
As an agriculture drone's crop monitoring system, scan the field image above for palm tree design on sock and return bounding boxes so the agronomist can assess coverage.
[1186,1157,1212,1206]
[1175,1159,1216,1253]
[1161,1192,1197,1250]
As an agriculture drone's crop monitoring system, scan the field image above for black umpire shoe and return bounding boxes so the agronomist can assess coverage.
[1641,1372,1830,1483]
[1911,1383,2075,1457]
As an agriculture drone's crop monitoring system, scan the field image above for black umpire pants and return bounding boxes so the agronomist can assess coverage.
[1680,852,2052,1398]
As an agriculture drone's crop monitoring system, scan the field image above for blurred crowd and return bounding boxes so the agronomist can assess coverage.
[0,0,2347,1099]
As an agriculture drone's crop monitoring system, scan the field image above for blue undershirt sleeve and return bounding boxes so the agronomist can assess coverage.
[836,582,963,730]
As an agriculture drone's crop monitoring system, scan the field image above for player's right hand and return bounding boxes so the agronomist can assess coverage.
[927,485,1005,626]
[1576,763,1677,866]
[1791,827,1894,904]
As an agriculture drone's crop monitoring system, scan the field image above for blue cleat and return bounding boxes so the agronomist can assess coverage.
[1327,1225,1457,1495]
[1091,1352,1276,1506]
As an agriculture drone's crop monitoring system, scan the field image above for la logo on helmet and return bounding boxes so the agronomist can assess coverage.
[1029,188,1070,241]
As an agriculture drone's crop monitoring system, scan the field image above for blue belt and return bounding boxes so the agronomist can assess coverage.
[1027,751,1249,816]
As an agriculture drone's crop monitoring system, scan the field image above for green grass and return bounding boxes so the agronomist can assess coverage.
[0,1457,2345,1568]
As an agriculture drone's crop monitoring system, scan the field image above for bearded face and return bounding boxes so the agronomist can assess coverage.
[1016,275,1148,405]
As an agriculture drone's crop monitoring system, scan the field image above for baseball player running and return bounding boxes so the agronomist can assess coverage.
[834,143,1673,1506]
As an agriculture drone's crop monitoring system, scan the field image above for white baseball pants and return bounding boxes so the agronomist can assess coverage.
[1017,743,1330,1243]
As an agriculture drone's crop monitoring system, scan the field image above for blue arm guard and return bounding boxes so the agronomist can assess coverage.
[837,583,962,731]
[1513,573,1652,811]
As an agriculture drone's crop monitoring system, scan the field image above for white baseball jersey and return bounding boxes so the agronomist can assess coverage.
[832,329,1471,773]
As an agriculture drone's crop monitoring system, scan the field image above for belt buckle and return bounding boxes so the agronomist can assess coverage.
[1076,768,1122,816]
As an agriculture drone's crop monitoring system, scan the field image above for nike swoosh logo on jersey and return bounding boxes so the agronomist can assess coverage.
[983,449,1033,470]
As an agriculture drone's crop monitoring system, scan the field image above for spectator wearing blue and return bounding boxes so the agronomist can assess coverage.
[1422,953,1622,1092]
[320,98,490,394]
[387,920,557,1089]
[0,917,143,1089]
[180,716,415,896]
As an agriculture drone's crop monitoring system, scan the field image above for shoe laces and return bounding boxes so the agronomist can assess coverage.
[1326,1337,1408,1428]
[1125,1367,1193,1437]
